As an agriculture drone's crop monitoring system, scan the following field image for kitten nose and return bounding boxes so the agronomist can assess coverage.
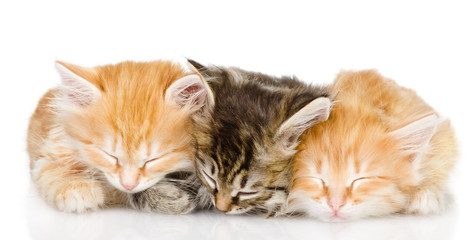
[120,167,139,191]
[216,206,229,213]
[215,193,232,213]
[327,200,345,211]
[121,182,138,191]
[215,201,231,213]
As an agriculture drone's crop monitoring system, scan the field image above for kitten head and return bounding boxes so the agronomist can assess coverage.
[191,63,332,215]
[289,110,440,221]
[55,60,212,193]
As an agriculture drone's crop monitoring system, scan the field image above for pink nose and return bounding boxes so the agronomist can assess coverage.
[121,183,138,191]
[327,200,345,211]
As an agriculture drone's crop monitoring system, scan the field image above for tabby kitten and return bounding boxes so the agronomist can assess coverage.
[189,60,332,216]
[27,60,213,213]
[288,70,458,221]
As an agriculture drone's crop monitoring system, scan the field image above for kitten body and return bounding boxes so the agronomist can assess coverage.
[190,61,332,216]
[28,60,212,213]
[288,70,458,221]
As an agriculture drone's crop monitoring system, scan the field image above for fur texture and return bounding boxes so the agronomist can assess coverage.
[287,70,458,221]
[189,60,332,216]
[129,172,207,214]
[27,60,211,213]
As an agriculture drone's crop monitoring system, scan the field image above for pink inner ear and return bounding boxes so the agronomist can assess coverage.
[56,62,101,106]
[63,81,99,106]
[179,82,206,106]
[166,74,211,111]
[390,114,439,153]
[67,92,88,106]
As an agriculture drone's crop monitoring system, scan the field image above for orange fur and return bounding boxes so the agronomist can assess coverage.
[289,70,458,221]
[28,60,200,212]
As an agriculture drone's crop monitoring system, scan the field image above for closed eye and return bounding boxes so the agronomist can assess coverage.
[143,157,162,167]
[265,186,287,192]
[295,175,327,186]
[99,148,120,165]
[237,191,259,200]
[143,151,173,168]
[201,170,217,189]
[350,176,387,190]
[143,158,159,168]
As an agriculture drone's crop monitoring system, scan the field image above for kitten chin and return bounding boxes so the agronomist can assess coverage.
[28,59,212,213]
[188,60,332,216]
[288,70,458,221]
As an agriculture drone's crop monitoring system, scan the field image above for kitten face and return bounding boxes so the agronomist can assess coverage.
[66,115,193,194]
[196,139,295,214]
[290,113,439,221]
[56,60,211,193]
[191,62,331,215]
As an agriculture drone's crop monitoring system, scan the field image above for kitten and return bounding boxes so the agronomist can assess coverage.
[189,60,332,216]
[288,70,458,221]
[27,60,213,213]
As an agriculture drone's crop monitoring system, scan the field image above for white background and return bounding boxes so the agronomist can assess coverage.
[1,0,475,239]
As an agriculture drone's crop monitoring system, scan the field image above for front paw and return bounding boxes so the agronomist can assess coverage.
[55,181,105,213]
[407,189,446,215]
[130,181,196,214]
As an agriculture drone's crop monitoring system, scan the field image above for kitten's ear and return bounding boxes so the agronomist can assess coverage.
[165,74,214,112]
[55,61,101,106]
[275,97,332,149]
[187,59,206,71]
[390,114,440,154]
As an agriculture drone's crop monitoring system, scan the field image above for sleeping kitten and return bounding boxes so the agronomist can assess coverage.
[189,60,332,216]
[27,60,213,213]
[288,70,458,221]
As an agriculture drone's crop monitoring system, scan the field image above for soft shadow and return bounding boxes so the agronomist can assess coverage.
[27,188,457,240]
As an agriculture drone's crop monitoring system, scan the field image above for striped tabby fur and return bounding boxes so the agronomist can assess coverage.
[190,60,332,216]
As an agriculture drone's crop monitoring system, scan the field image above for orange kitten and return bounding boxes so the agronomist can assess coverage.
[288,70,458,221]
[27,60,213,213]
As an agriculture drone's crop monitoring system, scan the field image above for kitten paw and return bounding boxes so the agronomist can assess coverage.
[130,180,196,214]
[55,181,105,213]
[407,190,446,215]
